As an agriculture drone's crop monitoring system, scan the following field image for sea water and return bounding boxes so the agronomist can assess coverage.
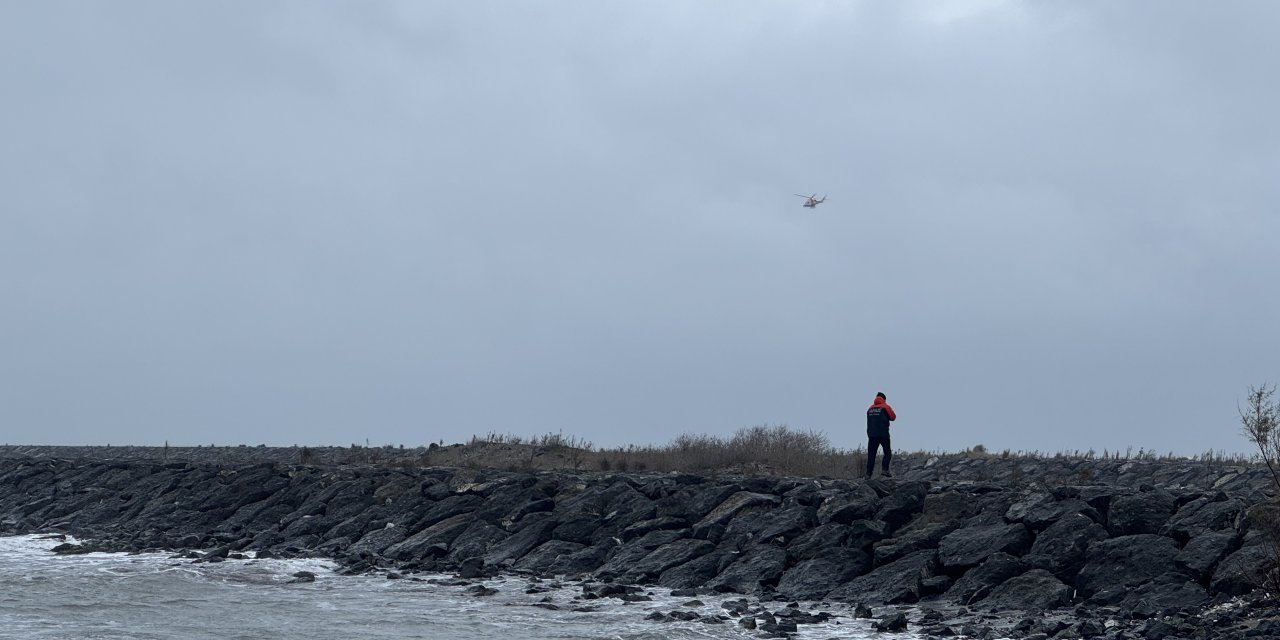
[0,535,918,639]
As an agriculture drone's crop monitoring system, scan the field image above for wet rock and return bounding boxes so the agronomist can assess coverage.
[1022,513,1109,582]
[775,549,870,600]
[619,539,716,584]
[1175,530,1239,582]
[1076,534,1186,599]
[288,571,316,583]
[946,552,1024,605]
[874,611,908,631]
[826,549,938,604]
[938,522,1032,570]
[691,491,781,540]
[1115,577,1208,619]
[1161,494,1244,542]
[873,521,958,565]
[705,544,787,594]
[1210,544,1273,596]
[978,569,1073,611]
[513,540,587,575]
[874,481,929,530]
[382,513,475,561]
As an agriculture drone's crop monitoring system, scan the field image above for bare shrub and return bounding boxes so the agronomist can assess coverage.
[1241,383,1280,491]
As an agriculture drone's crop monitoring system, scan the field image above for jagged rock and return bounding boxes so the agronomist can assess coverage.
[704,544,787,594]
[816,484,879,524]
[938,522,1032,570]
[1114,577,1208,618]
[1107,489,1177,536]
[978,569,1073,611]
[826,549,938,604]
[1022,513,1109,582]
[1160,494,1244,542]
[619,539,716,584]
[1209,544,1273,596]
[874,481,928,530]
[691,492,781,540]
[874,611,908,631]
[873,522,959,565]
[775,549,870,600]
[382,513,475,561]
[1175,531,1239,582]
[512,540,587,574]
[481,513,559,567]
[347,526,407,558]
[1005,493,1101,531]
[946,552,1025,605]
[1076,534,1186,599]
[621,516,688,541]
[657,549,729,589]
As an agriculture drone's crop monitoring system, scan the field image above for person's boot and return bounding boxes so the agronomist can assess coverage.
[883,469,893,478]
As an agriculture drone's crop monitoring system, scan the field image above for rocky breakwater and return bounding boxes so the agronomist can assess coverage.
[1,454,1278,639]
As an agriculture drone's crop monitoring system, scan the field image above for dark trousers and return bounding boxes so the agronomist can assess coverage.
[867,435,892,477]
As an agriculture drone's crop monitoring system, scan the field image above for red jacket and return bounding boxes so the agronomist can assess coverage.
[866,397,897,437]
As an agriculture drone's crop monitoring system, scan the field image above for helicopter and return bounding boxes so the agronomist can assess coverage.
[795,193,826,208]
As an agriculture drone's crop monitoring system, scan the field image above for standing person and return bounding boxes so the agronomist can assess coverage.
[866,392,897,479]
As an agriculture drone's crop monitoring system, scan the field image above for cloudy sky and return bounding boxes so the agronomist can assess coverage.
[2,2,1277,455]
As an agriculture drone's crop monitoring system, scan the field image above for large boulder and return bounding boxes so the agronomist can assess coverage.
[1115,578,1209,619]
[513,540,587,574]
[979,569,1073,611]
[1075,534,1186,599]
[1022,513,1110,582]
[1161,494,1244,543]
[816,485,880,524]
[1107,490,1176,536]
[383,512,475,561]
[775,549,871,601]
[618,539,716,584]
[1005,492,1101,532]
[1175,531,1239,582]
[704,544,788,594]
[872,522,959,565]
[480,513,559,567]
[692,492,781,540]
[945,552,1024,605]
[938,522,1032,570]
[874,481,928,530]
[826,549,938,605]
[1209,544,1273,596]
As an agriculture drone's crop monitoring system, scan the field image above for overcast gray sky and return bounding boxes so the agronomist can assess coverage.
[2,1,1277,455]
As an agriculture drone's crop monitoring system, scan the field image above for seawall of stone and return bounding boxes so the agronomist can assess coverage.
[1,448,1276,638]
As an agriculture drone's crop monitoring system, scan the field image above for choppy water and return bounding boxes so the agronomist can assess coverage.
[0,535,920,639]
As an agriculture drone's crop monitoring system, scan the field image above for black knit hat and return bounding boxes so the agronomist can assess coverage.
[876,392,886,400]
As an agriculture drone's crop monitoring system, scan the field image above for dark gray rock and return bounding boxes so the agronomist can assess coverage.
[657,549,730,589]
[1161,494,1244,543]
[946,552,1025,605]
[1115,577,1208,618]
[691,492,781,540]
[481,514,559,567]
[874,481,928,530]
[1022,513,1110,582]
[546,542,611,576]
[874,611,908,631]
[938,522,1032,570]
[826,549,938,605]
[512,540,587,574]
[383,513,475,561]
[1107,490,1176,536]
[873,522,959,565]
[775,549,871,600]
[978,569,1073,611]
[816,484,879,524]
[619,539,716,584]
[1076,534,1186,599]
[704,544,788,594]
[1005,492,1101,531]
[1209,544,1273,596]
[1176,531,1239,582]
[347,525,407,558]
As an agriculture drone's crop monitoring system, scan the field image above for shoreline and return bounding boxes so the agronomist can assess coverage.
[2,447,1277,638]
